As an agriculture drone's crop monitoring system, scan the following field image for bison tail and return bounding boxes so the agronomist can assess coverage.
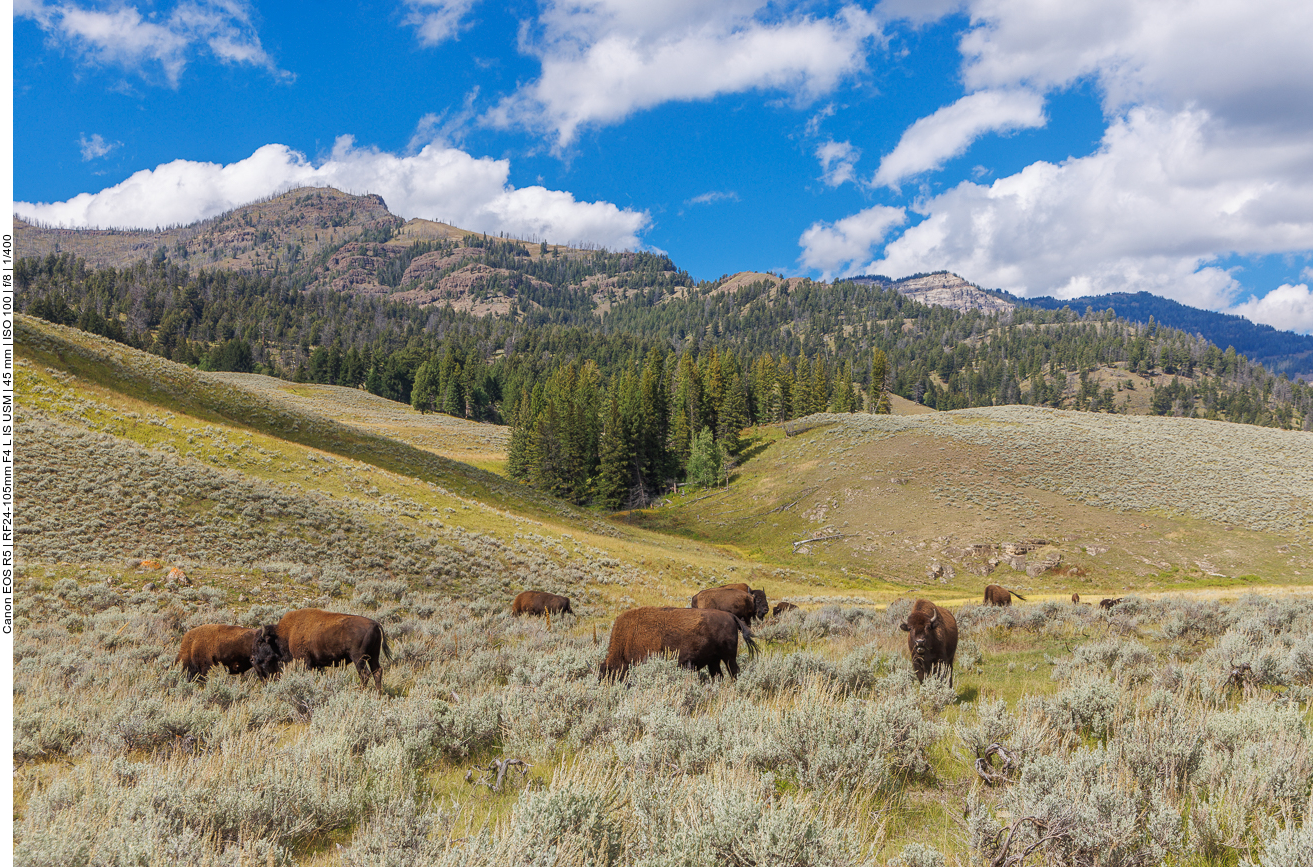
[736,617,759,658]
[1010,590,1028,601]
[380,629,394,662]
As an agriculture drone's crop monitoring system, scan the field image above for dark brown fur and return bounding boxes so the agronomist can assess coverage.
[176,624,283,680]
[690,587,758,622]
[900,599,959,686]
[983,584,1026,606]
[1099,597,1124,610]
[511,591,573,617]
[773,601,800,616]
[1072,593,1080,604]
[273,609,393,692]
[601,607,757,679]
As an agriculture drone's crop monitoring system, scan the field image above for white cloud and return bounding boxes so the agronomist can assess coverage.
[403,0,479,46]
[16,0,288,86]
[863,108,1313,309]
[816,140,860,187]
[798,204,906,279]
[1229,284,1313,334]
[487,1,882,147]
[872,89,1044,189]
[685,191,739,205]
[78,132,120,161]
[14,137,650,250]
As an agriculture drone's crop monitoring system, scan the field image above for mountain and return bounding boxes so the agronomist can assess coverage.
[852,271,1016,315]
[1018,291,1313,380]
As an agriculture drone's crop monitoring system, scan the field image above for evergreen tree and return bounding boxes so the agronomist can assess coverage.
[595,391,631,509]
[686,427,720,487]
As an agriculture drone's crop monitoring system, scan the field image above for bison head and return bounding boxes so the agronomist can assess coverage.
[250,625,289,679]
[900,607,940,655]
[751,589,768,620]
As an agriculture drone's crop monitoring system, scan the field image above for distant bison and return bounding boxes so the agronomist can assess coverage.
[773,601,800,616]
[983,584,1026,606]
[176,624,284,680]
[271,609,393,692]
[900,599,959,686]
[1072,593,1081,604]
[512,591,573,617]
[601,607,757,679]
[691,587,758,622]
[1099,597,1124,610]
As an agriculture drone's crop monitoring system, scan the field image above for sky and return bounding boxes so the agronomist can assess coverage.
[11,0,1313,333]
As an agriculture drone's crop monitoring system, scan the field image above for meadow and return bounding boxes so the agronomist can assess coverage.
[13,317,1313,865]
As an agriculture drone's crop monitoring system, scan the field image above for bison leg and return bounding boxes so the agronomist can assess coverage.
[725,655,740,679]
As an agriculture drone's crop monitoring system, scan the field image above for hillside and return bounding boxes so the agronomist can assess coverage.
[1021,290,1313,379]
[853,271,1016,315]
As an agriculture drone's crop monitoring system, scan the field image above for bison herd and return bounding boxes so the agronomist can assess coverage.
[177,581,1107,692]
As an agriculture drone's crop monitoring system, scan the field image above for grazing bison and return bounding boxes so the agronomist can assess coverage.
[983,584,1026,606]
[690,587,759,622]
[899,599,959,686]
[176,624,284,680]
[773,601,800,616]
[1099,597,1123,610]
[601,607,757,679]
[511,591,573,617]
[273,609,393,692]
[1072,593,1081,604]
[697,583,769,620]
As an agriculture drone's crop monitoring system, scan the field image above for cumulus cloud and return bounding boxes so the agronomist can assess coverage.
[78,132,119,161]
[798,204,906,279]
[14,137,650,249]
[816,140,861,187]
[863,108,1313,309]
[1229,284,1313,334]
[403,0,479,46]
[16,0,289,85]
[487,1,882,146]
[872,89,1044,189]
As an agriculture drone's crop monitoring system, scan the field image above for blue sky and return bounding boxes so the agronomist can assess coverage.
[12,0,1313,332]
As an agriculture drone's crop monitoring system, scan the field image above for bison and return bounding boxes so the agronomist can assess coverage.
[983,584,1026,606]
[692,585,769,621]
[511,591,573,617]
[1072,593,1081,604]
[271,609,393,692]
[176,624,284,680]
[773,601,800,616]
[899,599,959,686]
[1099,597,1124,610]
[601,607,757,679]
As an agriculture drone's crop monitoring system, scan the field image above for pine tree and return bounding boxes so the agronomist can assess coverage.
[411,357,440,413]
[595,391,631,509]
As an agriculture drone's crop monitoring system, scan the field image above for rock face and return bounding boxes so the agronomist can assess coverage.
[854,272,1015,315]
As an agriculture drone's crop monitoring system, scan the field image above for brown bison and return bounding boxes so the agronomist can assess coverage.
[1071,593,1081,604]
[511,591,573,617]
[270,609,393,692]
[983,584,1026,606]
[691,585,769,621]
[773,601,800,616]
[176,624,284,680]
[1099,597,1123,610]
[899,599,959,686]
[601,607,757,679]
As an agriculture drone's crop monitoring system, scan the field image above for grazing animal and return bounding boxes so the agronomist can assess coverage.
[1099,597,1124,610]
[176,624,284,680]
[690,587,759,622]
[697,583,769,620]
[773,601,800,616]
[1072,593,1080,604]
[511,591,573,617]
[983,584,1026,606]
[899,599,959,686]
[601,607,757,679]
[273,609,393,692]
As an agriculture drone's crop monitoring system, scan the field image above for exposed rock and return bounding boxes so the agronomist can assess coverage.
[139,559,163,570]
[854,272,1016,315]
[167,566,191,586]
[1003,554,1028,571]
[928,561,954,583]
[143,582,157,592]
[1085,545,1110,556]
[1026,554,1063,578]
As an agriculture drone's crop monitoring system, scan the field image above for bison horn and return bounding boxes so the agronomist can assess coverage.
[928,609,939,626]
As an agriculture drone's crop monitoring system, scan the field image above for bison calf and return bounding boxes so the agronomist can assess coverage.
[511,591,573,617]
[773,601,800,616]
[983,584,1026,606]
[899,599,959,686]
[176,624,284,680]
[273,609,393,692]
[601,607,757,679]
